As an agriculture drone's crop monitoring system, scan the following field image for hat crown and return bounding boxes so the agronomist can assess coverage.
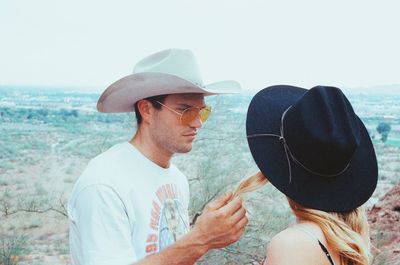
[284,86,361,176]
[133,48,204,87]
[97,48,241,113]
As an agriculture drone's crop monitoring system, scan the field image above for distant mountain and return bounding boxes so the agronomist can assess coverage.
[0,85,102,93]
[342,84,400,94]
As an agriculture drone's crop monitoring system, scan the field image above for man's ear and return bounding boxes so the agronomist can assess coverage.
[137,100,153,124]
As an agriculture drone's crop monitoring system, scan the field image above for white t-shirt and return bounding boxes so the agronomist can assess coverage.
[68,142,190,265]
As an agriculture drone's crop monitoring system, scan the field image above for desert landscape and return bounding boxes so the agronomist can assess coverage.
[0,86,399,265]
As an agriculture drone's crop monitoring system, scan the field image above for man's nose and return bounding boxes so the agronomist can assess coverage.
[189,113,203,129]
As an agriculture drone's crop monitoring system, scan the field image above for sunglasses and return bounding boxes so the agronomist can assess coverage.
[156,101,212,126]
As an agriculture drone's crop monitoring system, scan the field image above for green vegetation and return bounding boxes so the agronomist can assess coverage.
[0,234,29,265]
[0,87,399,264]
[377,122,392,143]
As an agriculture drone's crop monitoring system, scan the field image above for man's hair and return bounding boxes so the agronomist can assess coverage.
[134,94,168,124]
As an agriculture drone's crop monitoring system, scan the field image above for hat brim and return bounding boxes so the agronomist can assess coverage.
[97,72,241,113]
[246,85,378,212]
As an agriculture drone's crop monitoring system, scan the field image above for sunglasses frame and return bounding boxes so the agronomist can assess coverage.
[155,101,211,125]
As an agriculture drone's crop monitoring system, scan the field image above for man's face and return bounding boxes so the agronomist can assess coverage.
[149,93,206,155]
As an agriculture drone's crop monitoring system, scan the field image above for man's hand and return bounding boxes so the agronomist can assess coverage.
[191,192,248,250]
[131,193,248,265]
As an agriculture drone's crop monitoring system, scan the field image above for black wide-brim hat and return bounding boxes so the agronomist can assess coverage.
[246,85,378,212]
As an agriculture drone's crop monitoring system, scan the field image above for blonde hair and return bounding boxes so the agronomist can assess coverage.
[232,171,268,197]
[233,172,371,265]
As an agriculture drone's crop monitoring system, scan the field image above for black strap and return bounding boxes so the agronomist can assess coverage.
[318,240,335,265]
[259,242,334,265]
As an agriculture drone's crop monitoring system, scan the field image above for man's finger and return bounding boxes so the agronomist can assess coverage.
[208,191,233,210]
[220,196,243,215]
[234,226,247,241]
[234,213,248,231]
[231,207,246,224]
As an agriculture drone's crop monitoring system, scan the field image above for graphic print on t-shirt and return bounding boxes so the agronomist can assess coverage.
[145,183,189,256]
[159,198,188,249]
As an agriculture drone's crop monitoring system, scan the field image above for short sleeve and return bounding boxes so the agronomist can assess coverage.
[70,184,137,265]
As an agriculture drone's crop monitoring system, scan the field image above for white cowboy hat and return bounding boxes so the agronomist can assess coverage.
[97,48,242,113]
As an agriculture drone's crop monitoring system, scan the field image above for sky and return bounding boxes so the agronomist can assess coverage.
[0,0,399,91]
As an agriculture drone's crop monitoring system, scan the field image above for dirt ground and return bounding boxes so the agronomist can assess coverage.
[368,183,400,264]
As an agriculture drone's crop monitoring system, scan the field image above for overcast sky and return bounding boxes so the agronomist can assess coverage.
[1,0,399,91]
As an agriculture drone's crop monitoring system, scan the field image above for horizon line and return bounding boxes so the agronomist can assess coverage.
[1,83,400,93]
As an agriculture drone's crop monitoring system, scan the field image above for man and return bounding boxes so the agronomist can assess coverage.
[68,48,248,265]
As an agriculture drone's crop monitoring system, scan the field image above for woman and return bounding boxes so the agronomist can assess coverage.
[234,85,377,265]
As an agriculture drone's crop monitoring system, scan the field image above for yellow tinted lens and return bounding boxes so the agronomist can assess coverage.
[181,108,198,125]
[199,106,211,122]
[181,106,211,125]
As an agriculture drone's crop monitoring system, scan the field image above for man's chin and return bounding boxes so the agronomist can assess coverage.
[176,144,193,153]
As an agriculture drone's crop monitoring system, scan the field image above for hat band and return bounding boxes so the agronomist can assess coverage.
[247,106,351,183]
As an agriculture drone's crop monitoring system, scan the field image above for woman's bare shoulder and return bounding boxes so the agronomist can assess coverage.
[265,227,325,265]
